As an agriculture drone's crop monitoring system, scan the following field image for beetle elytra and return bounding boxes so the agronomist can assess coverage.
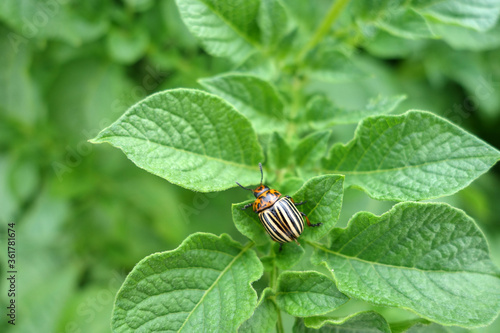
[236,163,321,250]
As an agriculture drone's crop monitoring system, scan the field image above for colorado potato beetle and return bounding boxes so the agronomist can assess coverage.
[236,163,321,250]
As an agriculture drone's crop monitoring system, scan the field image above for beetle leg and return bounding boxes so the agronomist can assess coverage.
[294,239,301,246]
[279,243,283,252]
[286,195,307,206]
[241,203,253,210]
[301,212,322,227]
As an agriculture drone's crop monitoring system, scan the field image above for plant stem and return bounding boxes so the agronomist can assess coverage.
[297,0,351,62]
[276,306,285,333]
[286,76,304,142]
[270,263,284,333]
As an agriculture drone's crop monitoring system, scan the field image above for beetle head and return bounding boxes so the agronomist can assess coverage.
[252,184,270,198]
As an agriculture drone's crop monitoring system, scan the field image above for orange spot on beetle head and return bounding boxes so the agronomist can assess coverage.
[253,184,269,198]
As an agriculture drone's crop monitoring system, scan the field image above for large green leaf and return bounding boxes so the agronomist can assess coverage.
[232,175,344,244]
[199,74,286,133]
[299,311,391,333]
[112,233,262,332]
[276,271,348,317]
[322,110,500,201]
[306,94,406,126]
[175,0,261,62]
[238,288,278,333]
[91,89,264,192]
[311,202,500,327]
[414,0,500,32]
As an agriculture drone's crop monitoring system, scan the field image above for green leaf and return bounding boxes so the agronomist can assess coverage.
[91,89,264,192]
[232,174,343,244]
[375,8,434,39]
[306,94,406,126]
[362,30,427,58]
[300,311,391,333]
[267,132,292,169]
[258,0,289,49]
[304,46,365,83]
[353,2,433,40]
[404,322,470,332]
[238,288,278,333]
[295,131,331,167]
[199,73,286,133]
[276,271,349,317]
[414,0,500,32]
[293,175,344,242]
[272,241,305,270]
[175,0,260,62]
[112,233,263,332]
[389,318,433,333]
[354,0,500,37]
[322,110,500,201]
[429,22,500,51]
[311,202,500,327]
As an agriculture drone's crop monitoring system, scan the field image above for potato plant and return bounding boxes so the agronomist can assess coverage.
[87,0,500,332]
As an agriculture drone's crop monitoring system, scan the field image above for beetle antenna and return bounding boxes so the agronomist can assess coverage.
[259,163,263,184]
[235,182,253,191]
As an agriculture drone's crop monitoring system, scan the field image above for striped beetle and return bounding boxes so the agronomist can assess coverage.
[236,163,321,250]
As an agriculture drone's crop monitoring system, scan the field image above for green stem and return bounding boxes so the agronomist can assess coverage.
[297,0,352,62]
[276,306,285,333]
[270,263,284,333]
[286,77,305,142]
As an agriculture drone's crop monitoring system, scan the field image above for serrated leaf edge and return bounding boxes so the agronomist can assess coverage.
[112,232,261,332]
[322,109,500,200]
[88,88,264,192]
[309,202,500,328]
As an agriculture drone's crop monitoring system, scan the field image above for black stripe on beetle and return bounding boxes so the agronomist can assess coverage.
[236,163,322,250]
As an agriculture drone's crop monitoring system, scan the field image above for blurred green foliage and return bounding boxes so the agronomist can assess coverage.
[0,0,500,332]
